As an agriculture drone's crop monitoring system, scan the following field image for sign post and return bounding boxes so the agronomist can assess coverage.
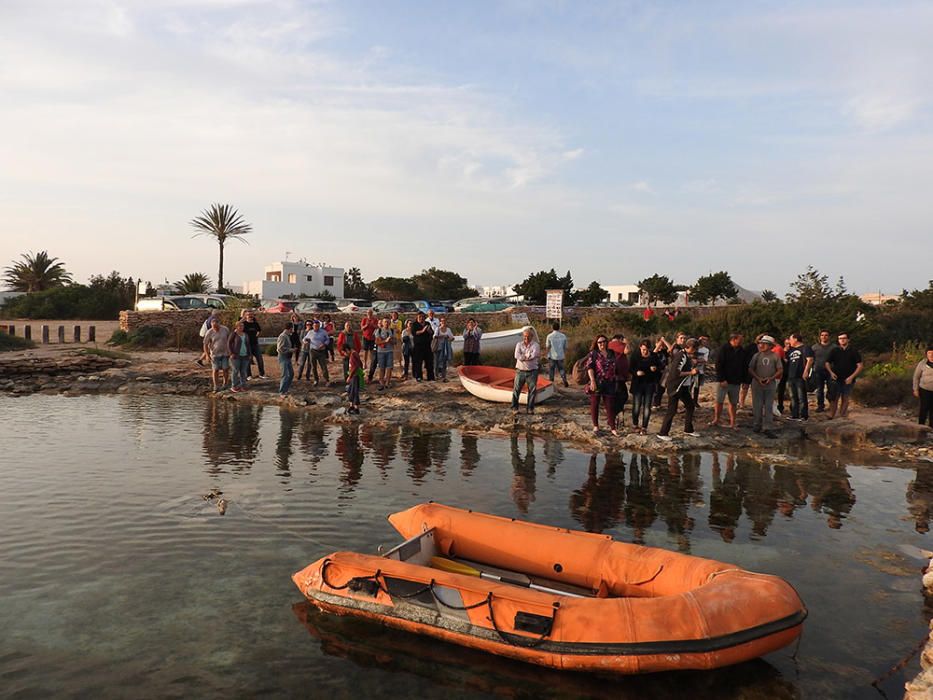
[545,289,563,323]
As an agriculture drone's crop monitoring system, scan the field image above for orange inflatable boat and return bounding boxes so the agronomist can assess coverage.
[292,503,807,674]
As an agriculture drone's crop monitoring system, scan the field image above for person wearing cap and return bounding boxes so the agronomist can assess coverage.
[748,335,783,436]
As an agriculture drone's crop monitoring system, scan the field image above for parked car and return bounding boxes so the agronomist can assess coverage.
[338,299,374,313]
[373,300,420,314]
[262,300,300,313]
[457,302,512,312]
[135,295,226,311]
[295,300,340,315]
[413,300,451,314]
[185,294,232,309]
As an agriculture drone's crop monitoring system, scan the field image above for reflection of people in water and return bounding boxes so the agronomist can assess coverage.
[360,423,399,476]
[201,400,263,474]
[908,464,933,534]
[569,452,626,533]
[807,465,856,529]
[509,434,536,513]
[624,454,657,544]
[740,460,778,539]
[460,434,480,476]
[335,425,364,491]
[275,407,299,477]
[708,453,742,543]
[399,429,451,483]
[773,465,807,519]
[653,455,700,552]
[542,438,565,477]
[297,421,328,473]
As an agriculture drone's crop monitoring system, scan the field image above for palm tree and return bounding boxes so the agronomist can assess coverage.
[2,251,73,292]
[189,203,251,293]
[175,272,212,294]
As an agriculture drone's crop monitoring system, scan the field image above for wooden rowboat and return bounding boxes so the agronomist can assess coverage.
[292,503,807,675]
[457,365,555,405]
[451,327,525,353]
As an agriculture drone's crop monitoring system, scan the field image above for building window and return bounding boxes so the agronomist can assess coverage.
[628,292,639,303]
[266,272,281,282]
[288,273,297,284]
[306,275,313,282]
[324,275,334,286]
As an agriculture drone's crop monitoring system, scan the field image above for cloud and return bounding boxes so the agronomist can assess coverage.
[631,181,654,195]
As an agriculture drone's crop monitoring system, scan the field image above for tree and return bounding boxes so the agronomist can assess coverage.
[175,272,212,294]
[189,203,251,293]
[760,289,778,303]
[343,267,374,299]
[637,274,678,306]
[513,269,575,305]
[2,251,72,292]
[371,276,420,300]
[690,271,738,306]
[578,281,609,306]
[411,267,477,300]
[785,266,833,304]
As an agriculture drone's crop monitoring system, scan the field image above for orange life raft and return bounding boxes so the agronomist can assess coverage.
[292,503,806,674]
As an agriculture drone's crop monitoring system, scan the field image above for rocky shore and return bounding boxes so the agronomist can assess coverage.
[2,346,931,465]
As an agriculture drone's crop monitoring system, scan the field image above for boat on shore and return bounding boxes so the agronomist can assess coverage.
[457,366,555,404]
[451,327,524,353]
[292,503,807,675]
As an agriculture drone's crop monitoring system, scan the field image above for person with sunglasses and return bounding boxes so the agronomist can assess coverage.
[585,335,619,436]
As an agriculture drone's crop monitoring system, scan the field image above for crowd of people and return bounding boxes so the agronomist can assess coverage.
[197,307,933,430]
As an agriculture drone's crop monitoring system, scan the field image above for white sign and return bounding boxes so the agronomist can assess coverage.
[510,312,530,325]
[545,290,563,319]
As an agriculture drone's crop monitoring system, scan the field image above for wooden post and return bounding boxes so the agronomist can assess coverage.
[24,325,31,340]
[6,325,13,336]
[73,325,81,342]
[88,326,96,342]
[57,325,65,343]
[42,325,50,344]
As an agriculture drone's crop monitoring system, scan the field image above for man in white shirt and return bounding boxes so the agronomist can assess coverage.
[545,322,569,387]
[511,327,541,414]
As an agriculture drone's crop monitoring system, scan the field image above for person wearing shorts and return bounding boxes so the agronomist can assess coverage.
[712,333,744,428]
[360,309,378,368]
[374,318,395,390]
[202,315,231,392]
[826,332,863,419]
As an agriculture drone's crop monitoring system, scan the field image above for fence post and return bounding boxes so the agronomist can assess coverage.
[42,325,50,344]
[88,326,96,343]
[57,326,65,343]
[73,325,81,343]
[7,325,13,336]
[24,325,31,340]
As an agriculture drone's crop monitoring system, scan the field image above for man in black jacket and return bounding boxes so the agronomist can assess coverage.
[711,333,745,428]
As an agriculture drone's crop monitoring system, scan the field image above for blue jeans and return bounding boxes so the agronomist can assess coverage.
[813,368,829,409]
[511,369,539,411]
[548,359,566,384]
[278,354,294,394]
[787,377,808,419]
[631,385,654,429]
[247,339,264,377]
[232,356,250,388]
[434,350,449,378]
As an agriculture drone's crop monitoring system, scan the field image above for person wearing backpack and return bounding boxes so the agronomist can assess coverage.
[657,338,700,441]
[585,335,619,436]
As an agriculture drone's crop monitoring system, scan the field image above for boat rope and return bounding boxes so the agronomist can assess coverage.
[319,559,555,647]
[870,632,929,693]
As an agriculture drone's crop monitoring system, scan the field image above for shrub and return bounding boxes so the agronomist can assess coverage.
[108,326,167,348]
[851,376,915,408]
[264,344,278,357]
[0,333,35,352]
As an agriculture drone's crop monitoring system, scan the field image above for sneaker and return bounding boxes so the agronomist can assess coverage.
[815,407,825,413]
[196,359,205,367]
[685,432,701,438]
[657,435,673,442]
[259,375,267,380]
[563,381,569,388]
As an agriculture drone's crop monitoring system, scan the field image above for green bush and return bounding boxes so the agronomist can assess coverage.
[108,326,167,348]
[0,333,35,352]
[851,376,915,407]
[0,281,134,320]
[264,344,278,357]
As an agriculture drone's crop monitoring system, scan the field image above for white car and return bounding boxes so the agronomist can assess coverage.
[338,299,374,313]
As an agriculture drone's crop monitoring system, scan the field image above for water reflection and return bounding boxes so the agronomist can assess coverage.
[510,434,536,513]
[200,400,263,473]
[908,464,933,534]
[460,433,480,476]
[399,428,452,483]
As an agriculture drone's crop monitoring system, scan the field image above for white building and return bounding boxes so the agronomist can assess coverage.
[244,261,344,300]
[602,284,644,305]
[476,285,518,299]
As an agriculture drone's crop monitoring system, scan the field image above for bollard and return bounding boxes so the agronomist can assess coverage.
[58,326,65,343]
[74,325,81,343]
[24,326,31,340]
[88,326,96,342]
[42,325,50,344]
[7,325,13,336]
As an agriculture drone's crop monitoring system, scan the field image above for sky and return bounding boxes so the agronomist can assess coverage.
[1,0,930,295]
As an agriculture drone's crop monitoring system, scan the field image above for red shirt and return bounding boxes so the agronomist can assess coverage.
[361,316,378,341]
[643,307,654,321]
[337,331,361,356]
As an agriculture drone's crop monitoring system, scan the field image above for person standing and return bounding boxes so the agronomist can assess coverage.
[242,309,266,379]
[748,335,783,436]
[545,322,569,387]
[277,322,294,397]
[374,318,395,390]
[785,333,814,421]
[228,320,251,392]
[811,330,836,412]
[296,320,315,381]
[202,315,232,392]
[337,321,361,381]
[360,309,379,373]
[775,338,789,414]
[693,335,710,404]
[306,319,331,386]
[826,332,863,419]
[288,312,303,364]
[426,309,440,334]
[346,345,362,415]
[629,339,659,433]
[712,333,745,429]
[462,318,483,366]
[511,327,541,414]
[323,315,337,362]
[411,312,435,382]
[657,338,700,440]
[739,337,759,409]
[389,311,403,375]
[584,335,619,435]
[432,316,454,381]
[401,320,413,379]
[913,344,933,427]
[652,337,669,408]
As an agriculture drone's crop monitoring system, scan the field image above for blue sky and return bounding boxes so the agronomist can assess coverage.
[1,0,929,295]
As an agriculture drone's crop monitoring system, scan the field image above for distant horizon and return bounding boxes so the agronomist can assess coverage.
[2,1,929,295]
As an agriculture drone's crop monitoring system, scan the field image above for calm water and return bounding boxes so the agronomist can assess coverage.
[1,395,931,699]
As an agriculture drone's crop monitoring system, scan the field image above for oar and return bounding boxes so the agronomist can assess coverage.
[430,556,583,598]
